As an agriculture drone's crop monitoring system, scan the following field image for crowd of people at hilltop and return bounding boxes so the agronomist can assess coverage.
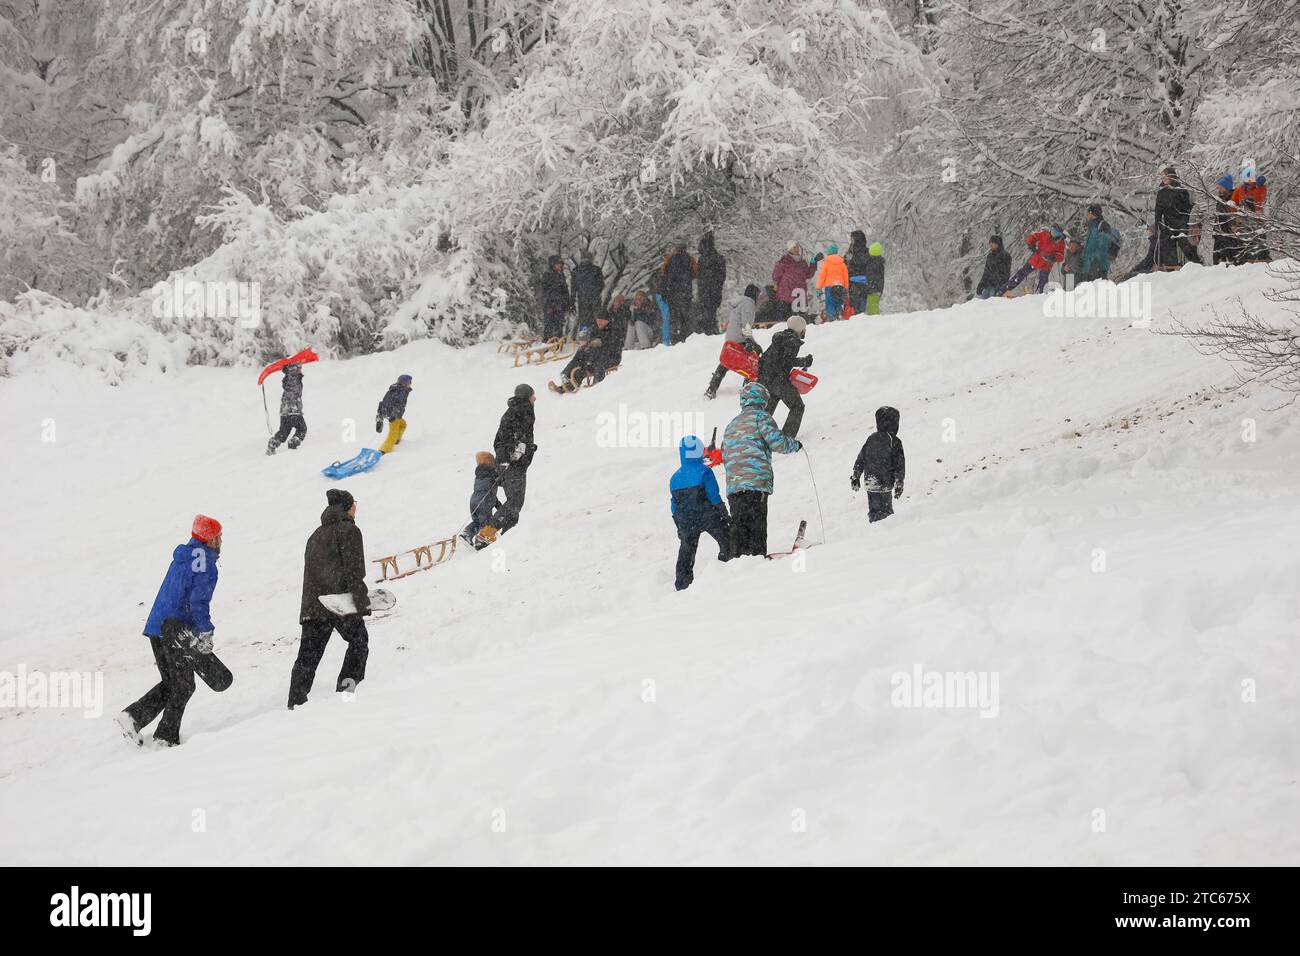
[975,166,1273,299]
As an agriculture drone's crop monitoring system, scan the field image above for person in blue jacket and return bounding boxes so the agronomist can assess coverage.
[118,515,228,747]
[670,436,732,590]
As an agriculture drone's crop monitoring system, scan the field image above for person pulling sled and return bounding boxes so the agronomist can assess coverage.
[705,284,762,399]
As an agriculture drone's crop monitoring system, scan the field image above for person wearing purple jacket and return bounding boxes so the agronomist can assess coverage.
[771,242,817,319]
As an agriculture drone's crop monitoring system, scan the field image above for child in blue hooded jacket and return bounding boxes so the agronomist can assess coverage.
[669,435,732,590]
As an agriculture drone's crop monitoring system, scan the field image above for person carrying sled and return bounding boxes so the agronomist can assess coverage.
[118,515,230,748]
[1002,224,1065,295]
[723,382,803,557]
[492,384,538,535]
[541,255,571,340]
[815,243,849,320]
[551,311,621,393]
[757,313,813,439]
[266,362,307,455]
[976,236,1011,298]
[288,489,370,708]
[669,435,732,590]
[851,407,905,523]
[376,374,413,454]
[460,451,506,549]
[705,283,762,400]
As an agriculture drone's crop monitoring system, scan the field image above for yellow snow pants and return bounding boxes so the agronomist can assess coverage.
[379,418,406,454]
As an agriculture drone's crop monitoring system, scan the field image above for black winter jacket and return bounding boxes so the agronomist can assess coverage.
[977,245,1011,291]
[542,270,571,313]
[757,328,810,387]
[863,255,885,295]
[280,371,304,416]
[300,506,369,622]
[853,406,905,494]
[697,248,727,309]
[377,383,410,421]
[494,397,537,469]
[570,262,605,306]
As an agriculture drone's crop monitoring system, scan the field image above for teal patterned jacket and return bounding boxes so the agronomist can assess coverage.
[722,382,802,495]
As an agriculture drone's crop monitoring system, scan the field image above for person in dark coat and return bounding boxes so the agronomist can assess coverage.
[660,243,697,343]
[845,231,870,314]
[460,451,506,548]
[696,233,727,335]
[492,384,538,534]
[267,363,307,454]
[541,255,571,340]
[288,489,370,708]
[669,435,732,589]
[1153,167,1202,269]
[119,515,228,747]
[976,236,1012,298]
[1211,174,1242,265]
[757,314,813,438]
[552,312,621,392]
[375,374,413,454]
[851,407,905,523]
[570,251,605,330]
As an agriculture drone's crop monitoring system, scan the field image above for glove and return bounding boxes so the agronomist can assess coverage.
[895,483,904,499]
[792,440,803,452]
[802,356,813,369]
[512,442,525,461]
[528,442,538,455]
[497,462,510,474]
[851,475,860,492]
[192,630,214,655]
[375,416,383,433]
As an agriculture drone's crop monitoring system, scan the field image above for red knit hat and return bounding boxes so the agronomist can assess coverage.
[191,514,222,543]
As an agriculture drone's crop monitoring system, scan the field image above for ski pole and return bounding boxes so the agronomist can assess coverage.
[801,446,827,546]
[262,383,272,434]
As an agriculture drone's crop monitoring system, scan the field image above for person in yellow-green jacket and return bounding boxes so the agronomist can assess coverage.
[863,242,885,315]
[375,374,412,454]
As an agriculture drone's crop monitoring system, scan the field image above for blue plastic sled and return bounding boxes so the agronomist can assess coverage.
[322,448,383,480]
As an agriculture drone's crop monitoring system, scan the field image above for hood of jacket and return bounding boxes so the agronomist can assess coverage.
[989,235,1004,252]
[739,381,770,409]
[319,505,352,526]
[875,405,900,435]
[174,538,217,563]
[679,435,708,466]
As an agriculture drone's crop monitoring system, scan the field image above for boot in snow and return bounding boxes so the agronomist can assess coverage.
[115,711,142,747]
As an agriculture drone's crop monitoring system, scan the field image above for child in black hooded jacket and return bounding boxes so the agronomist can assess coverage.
[851,406,905,522]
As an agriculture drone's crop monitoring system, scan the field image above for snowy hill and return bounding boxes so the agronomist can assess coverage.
[2,264,1298,865]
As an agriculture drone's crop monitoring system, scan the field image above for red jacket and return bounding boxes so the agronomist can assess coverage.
[1026,230,1065,271]
[1232,182,1267,211]
[772,254,816,303]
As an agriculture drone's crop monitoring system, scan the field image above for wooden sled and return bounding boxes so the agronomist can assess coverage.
[371,535,459,582]
[513,338,575,367]
[549,365,619,394]
[498,337,538,355]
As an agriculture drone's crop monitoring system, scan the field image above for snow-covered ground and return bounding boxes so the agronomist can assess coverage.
[2,264,1298,865]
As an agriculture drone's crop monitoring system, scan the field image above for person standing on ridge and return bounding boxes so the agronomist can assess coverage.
[722,382,802,557]
[1153,167,1201,269]
[289,489,371,708]
[266,363,307,455]
[492,384,538,535]
[976,236,1011,299]
[696,233,727,335]
[772,242,816,319]
[375,374,413,454]
[118,515,229,748]
[570,251,605,332]
[816,243,849,321]
[541,255,571,340]
[660,242,697,343]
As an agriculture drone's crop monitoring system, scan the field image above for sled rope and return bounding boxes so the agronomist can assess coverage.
[802,447,827,546]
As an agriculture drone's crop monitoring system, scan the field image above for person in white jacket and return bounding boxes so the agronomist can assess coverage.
[704,284,762,399]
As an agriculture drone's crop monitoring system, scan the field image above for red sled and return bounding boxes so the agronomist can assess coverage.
[789,368,818,394]
[257,347,320,385]
[719,340,760,380]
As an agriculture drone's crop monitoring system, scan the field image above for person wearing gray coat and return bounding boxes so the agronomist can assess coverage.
[705,284,762,399]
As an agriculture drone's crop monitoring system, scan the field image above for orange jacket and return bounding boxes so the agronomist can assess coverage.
[1232,182,1267,210]
[816,254,848,289]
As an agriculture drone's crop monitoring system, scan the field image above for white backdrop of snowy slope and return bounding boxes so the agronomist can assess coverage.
[0,263,1297,864]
